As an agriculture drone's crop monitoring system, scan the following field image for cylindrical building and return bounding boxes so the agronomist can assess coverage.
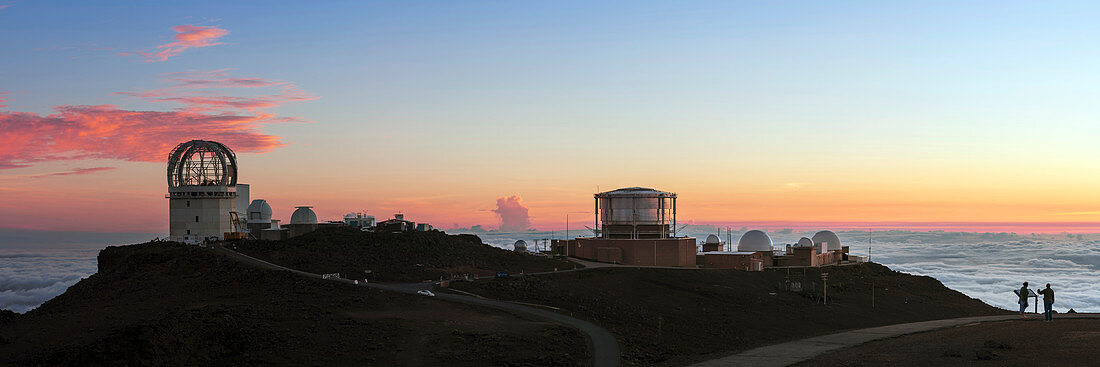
[595,187,676,239]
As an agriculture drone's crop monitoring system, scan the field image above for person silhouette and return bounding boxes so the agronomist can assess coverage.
[1018,282,1030,319]
[1037,283,1055,322]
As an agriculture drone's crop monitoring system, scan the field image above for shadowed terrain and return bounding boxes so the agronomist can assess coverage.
[0,242,589,366]
[233,228,578,282]
[452,263,1008,366]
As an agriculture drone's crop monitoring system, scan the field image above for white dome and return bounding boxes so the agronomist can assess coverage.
[513,240,528,252]
[795,237,814,248]
[344,212,357,219]
[812,231,842,251]
[705,234,721,244]
[737,230,773,252]
[291,206,317,224]
[247,199,273,223]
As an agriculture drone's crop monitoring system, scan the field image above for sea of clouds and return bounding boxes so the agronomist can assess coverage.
[871,240,1100,313]
[0,249,99,313]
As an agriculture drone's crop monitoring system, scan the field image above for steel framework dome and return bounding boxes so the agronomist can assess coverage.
[167,140,237,188]
[738,230,773,252]
[705,234,721,244]
[513,240,528,252]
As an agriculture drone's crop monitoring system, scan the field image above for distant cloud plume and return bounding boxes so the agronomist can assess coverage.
[492,195,531,232]
[131,25,229,62]
[30,167,116,178]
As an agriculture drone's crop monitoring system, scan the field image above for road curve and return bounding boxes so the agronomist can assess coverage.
[211,245,620,367]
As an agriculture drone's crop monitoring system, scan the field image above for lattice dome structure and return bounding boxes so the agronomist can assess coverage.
[166,140,240,244]
[167,140,238,189]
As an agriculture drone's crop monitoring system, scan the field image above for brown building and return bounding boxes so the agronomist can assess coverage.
[699,230,854,270]
[555,237,698,267]
[551,187,697,267]
[699,251,770,271]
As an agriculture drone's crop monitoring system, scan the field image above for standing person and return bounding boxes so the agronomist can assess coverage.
[1018,282,1030,319]
[1037,283,1055,322]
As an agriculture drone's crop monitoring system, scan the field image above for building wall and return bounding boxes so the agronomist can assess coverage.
[169,197,236,243]
[553,237,697,267]
[703,252,766,271]
[596,247,623,263]
[235,184,250,217]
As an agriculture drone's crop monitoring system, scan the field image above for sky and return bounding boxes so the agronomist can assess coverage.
[4,1,1100,237]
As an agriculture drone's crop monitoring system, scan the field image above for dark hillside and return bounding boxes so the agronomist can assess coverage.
[453,263,1007,366]
[233,228,577,282]
[0,242,589,366]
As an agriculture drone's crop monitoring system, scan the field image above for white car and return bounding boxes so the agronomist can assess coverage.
[417,290,435,297]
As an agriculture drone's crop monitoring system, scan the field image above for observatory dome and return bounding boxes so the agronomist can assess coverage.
[513,240,528,252]
[166,140,237,189]
[291,206,318,224]
[795,237,814,248]
[705,234,721,244]
[247,199,273,223]
[812,231,842,251]
[737,230,773,252]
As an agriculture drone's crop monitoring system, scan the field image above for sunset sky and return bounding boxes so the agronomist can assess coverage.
[4,1,1100,235]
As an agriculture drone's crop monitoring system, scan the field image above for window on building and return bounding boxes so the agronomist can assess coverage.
[195,216,200,222]
[186,229,191,234]
[186,200,190,207]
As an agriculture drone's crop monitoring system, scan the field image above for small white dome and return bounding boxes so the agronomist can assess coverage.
[513,240,528,252]
[291,206,317,224]
[795,237,814,248]
[247,199,273,223]
[738,230,773,252]
[344,212,358,219]
[705,234,721,244]
[812,231,842,251]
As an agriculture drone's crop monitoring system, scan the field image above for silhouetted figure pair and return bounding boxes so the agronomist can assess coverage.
[1018,281,1056,321]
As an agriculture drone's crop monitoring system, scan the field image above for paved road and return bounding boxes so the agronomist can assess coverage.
[690,313,1100,367]
[212,246,620,367]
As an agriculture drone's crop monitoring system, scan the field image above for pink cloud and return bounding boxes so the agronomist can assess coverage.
[115,70,318,114]
[134,25,229,62]
[492,195,531,232]
[0,105,285,169]
[1,70,314,170]
[31,166,117,178]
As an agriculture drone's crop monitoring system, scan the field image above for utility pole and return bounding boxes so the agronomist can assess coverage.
[822,272,829,305]
[868,228,872,263]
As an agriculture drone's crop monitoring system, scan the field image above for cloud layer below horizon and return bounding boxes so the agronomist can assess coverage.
[0,249,98,314]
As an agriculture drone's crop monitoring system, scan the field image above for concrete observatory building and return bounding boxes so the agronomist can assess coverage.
[166,140,240,244]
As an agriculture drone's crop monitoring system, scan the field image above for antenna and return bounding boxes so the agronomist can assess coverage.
[868,228,872,263]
